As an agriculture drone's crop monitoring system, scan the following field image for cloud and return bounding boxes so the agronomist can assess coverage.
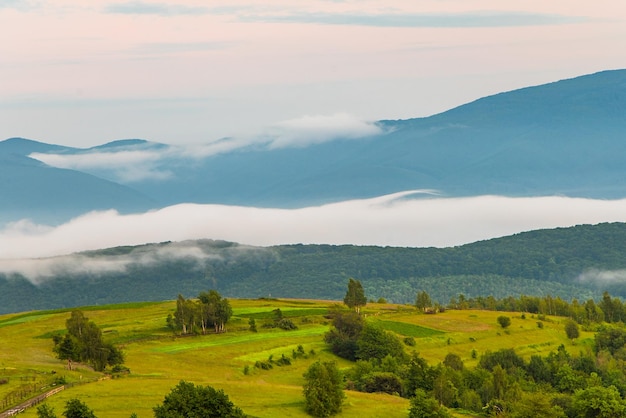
[3,193,626,266]
[29,149,172,182]
[577,269,626,285]
[0,240,252,285]
[241,11,586,28]
[104,1,209,16]
[267,113,385,148]
[28,114,385,180]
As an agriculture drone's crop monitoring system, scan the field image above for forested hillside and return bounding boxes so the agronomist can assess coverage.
[2,223,626,314]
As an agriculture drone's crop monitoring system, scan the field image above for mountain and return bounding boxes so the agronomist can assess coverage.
[112,69,626,205]
[1,222,626,314]
[0,138,157,225]
[2,69,626,225]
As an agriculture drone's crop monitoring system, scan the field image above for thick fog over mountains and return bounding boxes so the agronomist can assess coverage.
[2,70,626,259]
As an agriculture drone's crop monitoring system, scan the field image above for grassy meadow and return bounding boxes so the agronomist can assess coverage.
[0,299,592,417]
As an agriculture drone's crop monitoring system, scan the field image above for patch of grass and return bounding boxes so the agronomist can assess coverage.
[242,308,328,320]
[153,326,328,354]
[375,320,444,338]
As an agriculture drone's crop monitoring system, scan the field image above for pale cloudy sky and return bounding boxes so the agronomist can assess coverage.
[2,0,625,147]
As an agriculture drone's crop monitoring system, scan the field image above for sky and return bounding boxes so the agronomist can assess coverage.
[2,1,626,268]
[2,0,626,147]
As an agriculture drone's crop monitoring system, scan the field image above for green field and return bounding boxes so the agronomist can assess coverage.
[0,299,590,417]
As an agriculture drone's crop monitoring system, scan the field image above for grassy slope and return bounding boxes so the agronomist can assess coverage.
[0,299,590,417]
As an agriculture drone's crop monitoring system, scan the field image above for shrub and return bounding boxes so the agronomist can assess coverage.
[153,380,245,418]
[404,336,416,346]
[497,316,511,329]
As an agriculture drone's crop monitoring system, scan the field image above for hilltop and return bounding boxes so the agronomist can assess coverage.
[2,69,626,225]
[2,222,626,314]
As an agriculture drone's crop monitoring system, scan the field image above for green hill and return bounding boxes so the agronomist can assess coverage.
[2,223,626,314]
[0,298,597,417]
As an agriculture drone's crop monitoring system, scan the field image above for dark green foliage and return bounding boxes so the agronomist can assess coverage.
[343,278,367,313]
[497,315,511,328]
[275,354,292,366]
[248,318,257,332]
[324,309,364,361]
[37,404,58,418]
[404,336,416,346]
[595,326,626,355]
[63,399,97,418]
[9,223,626,314]
[416,290,432,312]
[527,355,551,384]
[153,380,245,418]
[564,320,580,339]
[409,389,450,418]
[303,361,344,417]
[508,391,566,418]
[173,290,233,335]
[276,318,298,330]
[361,372,403,395]
[52,310,124,372]
[404,352,438,394]
[572,385,626,418]
[254,360,273,370]
[443,353,464,371]
[356,324,405,362]
[479,349,525,372]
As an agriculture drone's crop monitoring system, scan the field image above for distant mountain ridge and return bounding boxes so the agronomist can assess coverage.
[1,222,625,314]
[2,69,626,225]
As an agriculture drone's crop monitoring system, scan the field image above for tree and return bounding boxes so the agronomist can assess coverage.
[303,361,345,417]
[443,353,464,371]
[324,309,364,360]
[356,324,406,362]
[409,388,450,418]
[153,380,246,418]
[497,315,511,329]
[343,278,367,313]
[564,320,580,340]
[63,399,97,418]
[198,290,233,333]
[416,291,433,312]
[37,404,57,418]
[572,385,626,418]
[53,310,124,372]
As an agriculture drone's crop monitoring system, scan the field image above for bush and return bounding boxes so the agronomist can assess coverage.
[404,336,416,346]
[362,372,403,395]
[497,316,511,329]
[277,318,298,330]
[275,354,292,366]
[564,320,580,340]
[154,381,245,418]
[254,360,273,370]
[409,389,450,418]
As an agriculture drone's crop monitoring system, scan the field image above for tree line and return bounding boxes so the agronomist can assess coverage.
[5,222,626,314]
[304,279,626,417]
[414,289,626,325]
[166,290,233,335]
